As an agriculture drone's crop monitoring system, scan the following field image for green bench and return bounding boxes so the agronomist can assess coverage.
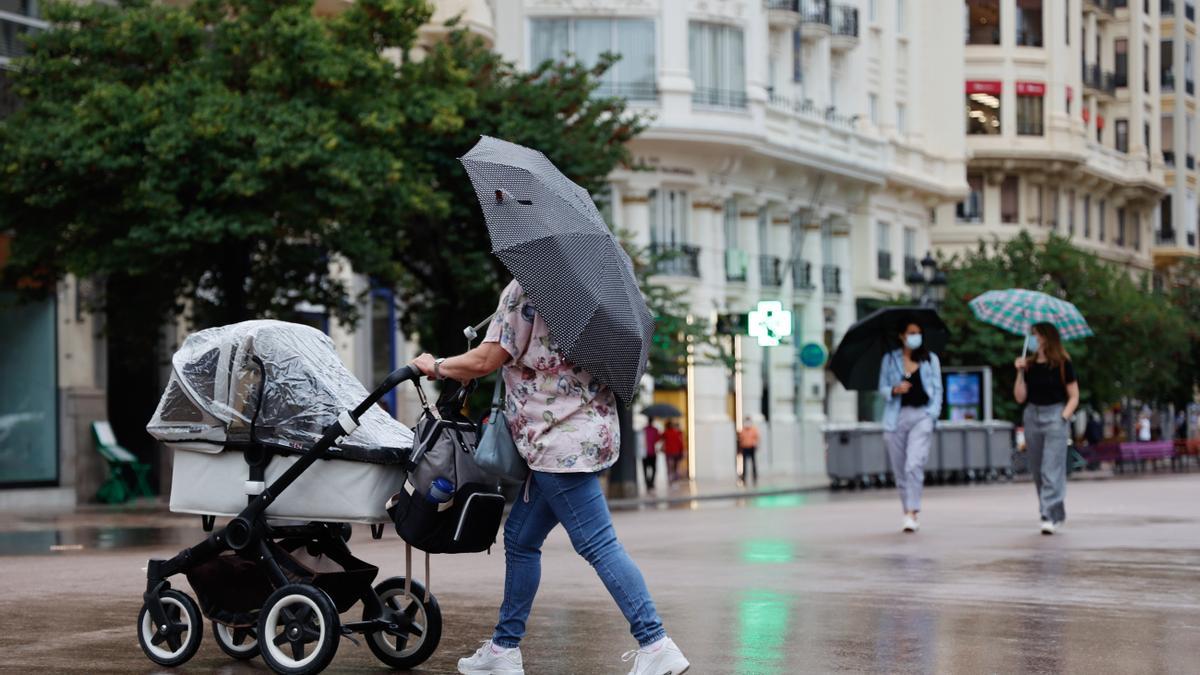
[93,421,154,503]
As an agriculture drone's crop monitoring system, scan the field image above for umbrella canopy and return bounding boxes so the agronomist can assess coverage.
[642,403,683,419]
[968,289,1093,340]
[459,136,654,405]
[830,307,950,391]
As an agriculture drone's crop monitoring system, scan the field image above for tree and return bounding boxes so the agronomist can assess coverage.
[0,0,464,352]
[388,29,648,360]
[938,232,1195,421]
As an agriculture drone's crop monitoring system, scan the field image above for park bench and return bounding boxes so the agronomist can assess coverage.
[1118,441,1176,473]
[92,421,153,504]
[1079,441,1121,467]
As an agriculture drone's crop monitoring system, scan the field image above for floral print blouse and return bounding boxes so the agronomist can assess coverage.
[484,280,619,473]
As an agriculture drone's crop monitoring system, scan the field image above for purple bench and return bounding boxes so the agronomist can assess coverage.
[1118,441,1176,472]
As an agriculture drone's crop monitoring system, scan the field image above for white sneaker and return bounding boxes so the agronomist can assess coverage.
[1040,520,1057,535]
[623,637,690,675]
[902,515,919,533]
[458,640,525,675]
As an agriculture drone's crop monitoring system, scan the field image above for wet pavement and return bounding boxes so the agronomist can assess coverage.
[1,474,1198,674]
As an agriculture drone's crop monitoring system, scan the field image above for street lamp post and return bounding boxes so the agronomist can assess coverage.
[905,252,948,308]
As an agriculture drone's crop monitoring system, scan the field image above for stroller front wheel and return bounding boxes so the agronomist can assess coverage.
[212,620,259,661]
[137,589,203,667]
[258,584,340,675]
[365,576,443,670]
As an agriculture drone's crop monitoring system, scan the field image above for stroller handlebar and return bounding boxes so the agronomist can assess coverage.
[350,365,422,422]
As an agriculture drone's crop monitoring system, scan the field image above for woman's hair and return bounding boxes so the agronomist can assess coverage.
[898,319,931,362]
[1033,322,1070,368]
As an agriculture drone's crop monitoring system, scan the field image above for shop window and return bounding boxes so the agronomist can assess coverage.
[966,81,1001,135]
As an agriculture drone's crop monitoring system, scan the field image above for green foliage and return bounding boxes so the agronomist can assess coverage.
[391,31,648,359]
[0,0,455,350]
[938,232,1198,421]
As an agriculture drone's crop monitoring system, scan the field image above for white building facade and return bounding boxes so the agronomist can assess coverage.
[489,0,967,482]
[934,0,1168,270]
[1157,0,1200,275]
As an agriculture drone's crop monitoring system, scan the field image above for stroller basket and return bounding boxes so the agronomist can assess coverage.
[187,538,379,627]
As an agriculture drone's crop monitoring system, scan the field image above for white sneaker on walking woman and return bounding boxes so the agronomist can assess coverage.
[622,637,690,675]
[458,640,525,675]
[902,515,919,533]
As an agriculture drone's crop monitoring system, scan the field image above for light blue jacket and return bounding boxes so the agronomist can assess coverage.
[878,349,943,431]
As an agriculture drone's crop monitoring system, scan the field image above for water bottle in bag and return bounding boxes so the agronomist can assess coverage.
[427,477,455,504]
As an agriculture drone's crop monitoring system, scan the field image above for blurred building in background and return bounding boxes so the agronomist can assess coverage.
[1156,0,1200,281]
[491,0,968,482]
[935,0,1175,275]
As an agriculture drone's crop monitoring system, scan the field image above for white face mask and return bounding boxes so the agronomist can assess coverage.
[905,334,923,350]
[1026,335,1040,353]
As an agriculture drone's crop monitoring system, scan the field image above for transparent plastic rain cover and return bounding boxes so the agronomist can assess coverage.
[147,320,413,463]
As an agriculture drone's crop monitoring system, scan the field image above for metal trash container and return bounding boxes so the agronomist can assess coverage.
[825,423,887,488]
[983,421,1016,478]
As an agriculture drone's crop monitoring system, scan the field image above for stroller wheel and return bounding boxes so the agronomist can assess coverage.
[365,576,443,670]
[258,584,340,675]
[137,589,203,667]
[212,621,259,661]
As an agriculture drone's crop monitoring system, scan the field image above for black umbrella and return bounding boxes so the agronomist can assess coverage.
[459,136,654,405]
[642,403,682,419]
[830,307,950,391]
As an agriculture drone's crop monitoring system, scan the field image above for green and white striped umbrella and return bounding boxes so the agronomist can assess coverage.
[968,288,1094,340]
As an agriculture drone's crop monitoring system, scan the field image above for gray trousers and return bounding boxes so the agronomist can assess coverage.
[1024,403,1068,523]
[885,407,934,513]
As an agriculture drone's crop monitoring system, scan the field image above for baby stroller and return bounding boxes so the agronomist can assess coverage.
[138,320,502,674]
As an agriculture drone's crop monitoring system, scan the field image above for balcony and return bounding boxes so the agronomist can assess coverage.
[0,10,47,66]
[1163,71,1176,91]
[1188,2,1197,20]
[822,264,842,295]
[725,249,749,283]
[1189,155,1196,170]
[1162,0,1176,15]
[1164,150,1176,166]
[791,259,814,290]
[760,255,784,287]
[1189,78,1196,95]
[693,87,748,109]
[1083,63,1116,96]
[1085,0,1117,15]
[651,243,701,278]
[766,90,859,129]
[594,81,658,102]
[876,251,894,281]
[831,5,859,49]
[904,256,920,280]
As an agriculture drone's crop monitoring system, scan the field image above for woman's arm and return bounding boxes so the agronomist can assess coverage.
[412,342,510,384]
[878,352,908,398]
[1013,357,1027,404]
[1062,381,1080,420]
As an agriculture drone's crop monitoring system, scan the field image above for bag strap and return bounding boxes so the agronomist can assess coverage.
[490,375,504,411]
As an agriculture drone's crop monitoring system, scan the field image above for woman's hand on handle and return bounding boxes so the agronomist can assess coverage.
[1014,357,1028,372]
[411,353,438,379]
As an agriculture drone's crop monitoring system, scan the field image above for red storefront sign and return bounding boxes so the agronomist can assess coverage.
[1097,115,1105,129]
[1066,85,1074,100]
[1082,108,1090,122]
[965,80,1003,95]
[1016,81,1046,96]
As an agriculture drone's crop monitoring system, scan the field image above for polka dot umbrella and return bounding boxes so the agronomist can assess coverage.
[459,136,654,405]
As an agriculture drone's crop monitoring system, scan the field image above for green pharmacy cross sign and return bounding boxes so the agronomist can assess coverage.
[748,301,793,347]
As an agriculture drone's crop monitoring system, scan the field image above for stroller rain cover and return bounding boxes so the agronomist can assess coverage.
[147,320,414,461]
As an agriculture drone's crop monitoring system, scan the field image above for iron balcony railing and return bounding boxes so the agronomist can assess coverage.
[822,264,842,295]
[693,87,747,109]
[1164,150,1176,166]
[1163,71,1176,91]
[792,259,814,290]
[1156,228,1178,246]
[650,243,701,278]
[594,81,658,102]
[801,0,832,25]
[0,10,47,64]
[833,5,858,37]
[904,256,920,280]
[1162,0,1175,15]
[1083,63,1116,94]
[766,90,859,129]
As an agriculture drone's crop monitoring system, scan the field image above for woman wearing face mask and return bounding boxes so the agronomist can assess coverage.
[878,320,943,533]
[1014,322,1079,535]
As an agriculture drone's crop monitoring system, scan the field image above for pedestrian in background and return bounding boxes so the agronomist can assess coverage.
[878,319,943,533]
[737,417,759,487]
[643,417,660,492]
[1014,322,1080,536]
[662,420,684,483]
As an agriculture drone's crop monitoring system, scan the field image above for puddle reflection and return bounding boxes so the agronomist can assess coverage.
[735,589,792,674]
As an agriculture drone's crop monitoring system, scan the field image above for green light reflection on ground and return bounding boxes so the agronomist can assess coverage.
[751,493,808,510]
[735,589,791,674]
[740,539,795,564]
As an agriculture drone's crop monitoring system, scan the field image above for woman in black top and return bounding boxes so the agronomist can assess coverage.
[1014,322,1080,535]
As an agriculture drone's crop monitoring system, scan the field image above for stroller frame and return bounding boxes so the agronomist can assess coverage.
[139,364,433,674]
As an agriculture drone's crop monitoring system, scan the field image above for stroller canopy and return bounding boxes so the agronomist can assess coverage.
[147,320,414,462]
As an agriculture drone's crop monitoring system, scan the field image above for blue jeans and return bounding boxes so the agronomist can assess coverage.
[492,470,665,649]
